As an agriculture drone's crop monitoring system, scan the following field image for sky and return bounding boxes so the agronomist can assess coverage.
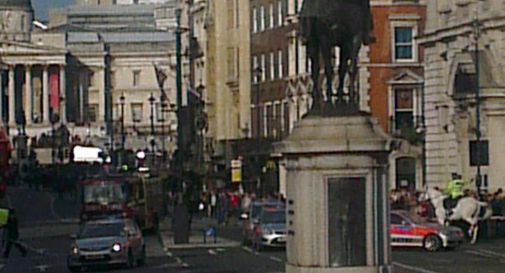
[32,0,75,21]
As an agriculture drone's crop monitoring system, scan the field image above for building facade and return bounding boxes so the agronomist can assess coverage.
[0,1,178,164]
[420,0,505,191]
[247,0,427,193]
[204,0,251,186]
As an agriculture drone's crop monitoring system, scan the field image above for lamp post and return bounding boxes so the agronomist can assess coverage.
[175,7,184,184]
[160,95,166,162]
[149,93,156,156]
[253,67,263,196]
[472,15,482,196]
[253,67,262,140]
[120,94,125,151]
[50,113,57,165]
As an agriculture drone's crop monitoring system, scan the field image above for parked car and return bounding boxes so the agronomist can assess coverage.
[67,218,145,272]
[251,207,287,251]
[391,210,464,251]
[242,200,284,245]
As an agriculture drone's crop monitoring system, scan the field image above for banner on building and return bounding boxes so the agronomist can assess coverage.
[231,159,242,183]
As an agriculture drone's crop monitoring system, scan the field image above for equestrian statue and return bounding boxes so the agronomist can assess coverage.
[299,0,374,114]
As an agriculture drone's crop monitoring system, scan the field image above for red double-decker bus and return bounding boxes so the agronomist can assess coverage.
[79,172,164,231]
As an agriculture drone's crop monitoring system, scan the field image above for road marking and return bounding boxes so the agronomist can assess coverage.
[182,262,190,268]
[165,251,173,257]
[242,246,253,253]
[466,250,496,259]
[208,249,217,255]
[215,248,225,252]
[269,256,282,263]
[474,248,505,258]
[393,262,441,273]
[33,265,51,272]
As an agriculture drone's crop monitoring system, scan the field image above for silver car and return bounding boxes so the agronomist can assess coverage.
[252,208,287,251]
[67,218,146,271]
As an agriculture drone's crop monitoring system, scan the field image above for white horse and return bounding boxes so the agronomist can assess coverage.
[422,187,492,244]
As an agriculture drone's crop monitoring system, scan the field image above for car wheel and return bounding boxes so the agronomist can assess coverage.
[423,235,442,252]
[137,245,147,266]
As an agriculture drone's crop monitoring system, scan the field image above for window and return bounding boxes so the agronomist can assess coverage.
[278,1,283,27]
[269,52,275,80]
[394,88,414,133]
[394,27,414,61]
[252,55,259,83]
[269,3,275,28]
[227,0,234,28]
[88,104,98,122]
[252,8,258,33]
[235,0,240,28]
[133,70,141,87]
[20,15,25,30]
[88,71,95,87]
[278,50,283,78]
[156,103,165,122]
[261,54,266,81]
[131,103,143,122]
[114,103,120,120]
[260,6,265,31]
[227,47,237,80]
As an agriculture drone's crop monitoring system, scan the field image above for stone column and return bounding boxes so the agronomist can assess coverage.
[60,65,67,124]
[42,65,50,124]
[8,66,15,126]
[25,65,32,125]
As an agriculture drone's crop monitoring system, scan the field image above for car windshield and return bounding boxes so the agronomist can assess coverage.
[79,222,125,238]
[83,183,126,204]
[261,210,285,224]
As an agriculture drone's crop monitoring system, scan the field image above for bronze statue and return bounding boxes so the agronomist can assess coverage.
[299,0,374,114]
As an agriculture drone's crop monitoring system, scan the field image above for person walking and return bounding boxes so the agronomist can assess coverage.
[3,209,27,258]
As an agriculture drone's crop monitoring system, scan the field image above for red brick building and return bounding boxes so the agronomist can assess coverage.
[245,0,427,194]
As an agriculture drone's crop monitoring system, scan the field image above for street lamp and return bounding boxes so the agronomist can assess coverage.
[253,67,263,140]
[253,66,263,196]
[120,94,125,151]
[149,93,156,156]
[472,15,482,196]
[160,94,167,162]
[50,113,58,165]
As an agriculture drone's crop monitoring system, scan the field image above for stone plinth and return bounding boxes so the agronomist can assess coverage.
[274,114,392,273]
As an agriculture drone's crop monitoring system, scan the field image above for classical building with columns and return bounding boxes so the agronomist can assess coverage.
[0,0,177,163]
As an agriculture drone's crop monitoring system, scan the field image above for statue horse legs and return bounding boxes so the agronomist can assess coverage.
[307,40,323,111]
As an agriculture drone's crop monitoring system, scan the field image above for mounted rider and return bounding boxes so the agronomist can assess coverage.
[443,173,471,214]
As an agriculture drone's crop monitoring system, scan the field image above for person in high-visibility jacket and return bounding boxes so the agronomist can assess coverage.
[443,173,471,212]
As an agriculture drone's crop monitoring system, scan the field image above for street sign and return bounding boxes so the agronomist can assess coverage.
[231,159,242,183]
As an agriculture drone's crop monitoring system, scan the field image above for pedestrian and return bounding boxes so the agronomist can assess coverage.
[2,209,27,258]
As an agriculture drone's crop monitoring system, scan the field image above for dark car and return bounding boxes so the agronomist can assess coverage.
[251,208,286,251]
[242,200,284,245]
[67,218,145,271]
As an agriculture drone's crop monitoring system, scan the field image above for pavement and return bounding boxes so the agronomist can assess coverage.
[159,216,242,250]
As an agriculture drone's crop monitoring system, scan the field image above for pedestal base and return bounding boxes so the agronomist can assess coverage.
[286,263,392,273]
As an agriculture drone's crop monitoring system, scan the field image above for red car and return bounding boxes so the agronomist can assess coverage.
[391,210,465,251]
